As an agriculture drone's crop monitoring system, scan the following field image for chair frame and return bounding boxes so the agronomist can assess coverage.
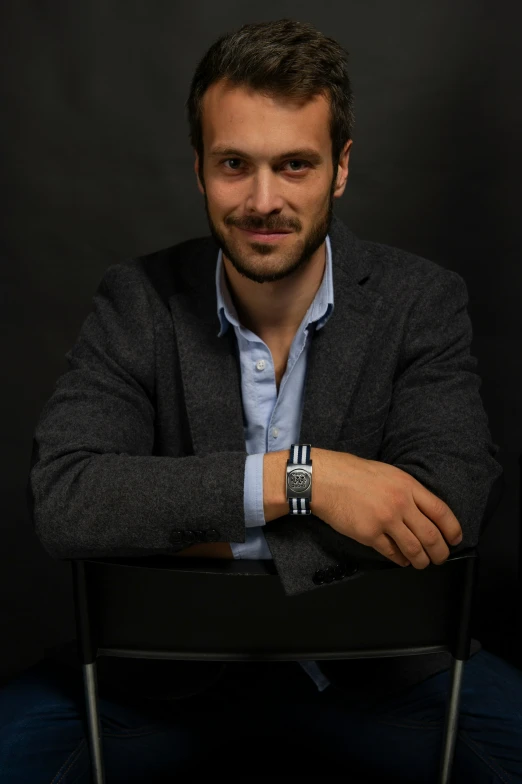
[71,550,478,784]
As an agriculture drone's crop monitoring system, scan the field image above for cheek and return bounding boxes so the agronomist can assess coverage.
[206,182,242,214]
[294,175,330,205]
[298,188,329,216]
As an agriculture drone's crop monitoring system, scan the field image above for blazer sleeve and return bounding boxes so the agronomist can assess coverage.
[379,267,503,551]
[27,261,248,560]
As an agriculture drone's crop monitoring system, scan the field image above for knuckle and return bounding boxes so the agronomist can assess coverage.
[404,472,417,487]
[377,507,395,528]
[365,528,384,546]
[388,487,409,511]
[422,526,441,547]
[403,540,423,558]
[431,496,449,518]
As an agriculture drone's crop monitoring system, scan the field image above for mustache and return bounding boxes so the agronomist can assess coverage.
[225,217,301,232]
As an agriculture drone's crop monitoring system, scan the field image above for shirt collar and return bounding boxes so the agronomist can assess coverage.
[216,234,334,337]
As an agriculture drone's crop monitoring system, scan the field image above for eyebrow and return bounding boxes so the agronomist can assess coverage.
[209,146,324,165]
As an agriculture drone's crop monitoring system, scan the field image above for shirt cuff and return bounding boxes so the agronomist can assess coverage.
[244,453,266,528]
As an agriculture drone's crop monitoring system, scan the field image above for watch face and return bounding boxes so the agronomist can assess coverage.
[287,468,311,493]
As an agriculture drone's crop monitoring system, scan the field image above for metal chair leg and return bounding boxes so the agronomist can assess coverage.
[82,661,106,784]
[438,657,465,784]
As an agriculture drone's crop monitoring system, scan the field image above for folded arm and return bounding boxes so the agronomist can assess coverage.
[264,268,503,567]
[27,262,248,560]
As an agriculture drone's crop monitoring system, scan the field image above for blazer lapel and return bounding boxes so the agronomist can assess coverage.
[300,216,384,449]
[168,241,246,457]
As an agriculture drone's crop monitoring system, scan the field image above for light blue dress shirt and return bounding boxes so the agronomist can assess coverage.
[215,235,335,692]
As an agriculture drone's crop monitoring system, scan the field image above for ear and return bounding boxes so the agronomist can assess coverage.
[194,150,205,195]
[333,139,352,199]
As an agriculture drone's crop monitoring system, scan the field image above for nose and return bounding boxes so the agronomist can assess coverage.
[245,168,285,216]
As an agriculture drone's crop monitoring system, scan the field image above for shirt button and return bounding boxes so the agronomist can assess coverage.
[256,360,266,371]
[272,428,279,438]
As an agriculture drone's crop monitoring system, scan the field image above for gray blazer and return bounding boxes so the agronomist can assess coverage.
[28,214,502,599]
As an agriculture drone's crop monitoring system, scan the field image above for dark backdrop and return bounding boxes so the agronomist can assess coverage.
[1,0,521,681]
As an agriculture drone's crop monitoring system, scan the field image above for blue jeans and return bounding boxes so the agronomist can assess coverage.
[0,649,520,783]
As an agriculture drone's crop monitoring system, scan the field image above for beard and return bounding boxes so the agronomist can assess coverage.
[203,178,336,284]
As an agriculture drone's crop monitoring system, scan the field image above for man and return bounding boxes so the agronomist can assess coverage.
[1,17,521,784]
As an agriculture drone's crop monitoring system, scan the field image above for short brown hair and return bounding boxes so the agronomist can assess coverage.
[186,19,354,171]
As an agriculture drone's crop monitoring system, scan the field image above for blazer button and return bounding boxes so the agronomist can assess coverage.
[313,569,326,585]
[184,530,196,543]
[323,566,335,583]
[169,531,183,544]
[205,529,220,542]
[194,530,205,543]
[333,564,345,581]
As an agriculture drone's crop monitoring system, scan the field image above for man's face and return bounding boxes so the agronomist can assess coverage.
[195,79,350,284]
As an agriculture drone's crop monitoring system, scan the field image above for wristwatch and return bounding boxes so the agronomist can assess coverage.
[286,443,312,515]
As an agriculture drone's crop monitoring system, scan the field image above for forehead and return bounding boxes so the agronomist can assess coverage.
[200,79,331,154]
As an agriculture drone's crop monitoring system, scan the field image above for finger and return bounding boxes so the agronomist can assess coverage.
[411,484,462,545]
[402,506,451,566]
[385,523,431,570]
[372,533,411,567]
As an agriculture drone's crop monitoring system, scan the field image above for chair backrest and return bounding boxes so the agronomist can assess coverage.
[71,550,478,665]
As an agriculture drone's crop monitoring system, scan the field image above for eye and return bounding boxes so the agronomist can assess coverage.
[220,158,311,174]
[285,160,309,172]
[223,158,243,170]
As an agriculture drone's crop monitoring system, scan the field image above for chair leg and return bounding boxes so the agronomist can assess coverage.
[82,661,106,784]
[438,657,465,784]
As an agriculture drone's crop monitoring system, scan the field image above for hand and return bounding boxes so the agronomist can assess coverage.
[311,448,463,569]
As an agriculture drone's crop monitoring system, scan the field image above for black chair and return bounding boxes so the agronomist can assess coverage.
[71,549,479,783]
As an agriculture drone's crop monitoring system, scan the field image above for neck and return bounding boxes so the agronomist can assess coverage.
[222,241,327,343]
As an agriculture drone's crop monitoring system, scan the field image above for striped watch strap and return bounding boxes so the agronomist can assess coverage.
[288,443,312,515]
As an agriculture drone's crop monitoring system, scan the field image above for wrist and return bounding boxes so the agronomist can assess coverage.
[263,450,290,522]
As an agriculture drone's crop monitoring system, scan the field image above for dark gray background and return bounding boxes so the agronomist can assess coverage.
[1,0,521,681]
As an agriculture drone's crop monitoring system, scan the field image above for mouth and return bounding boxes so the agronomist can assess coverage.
[240,228,293,243]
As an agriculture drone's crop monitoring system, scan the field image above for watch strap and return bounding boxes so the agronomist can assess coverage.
[287,443,312,515]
